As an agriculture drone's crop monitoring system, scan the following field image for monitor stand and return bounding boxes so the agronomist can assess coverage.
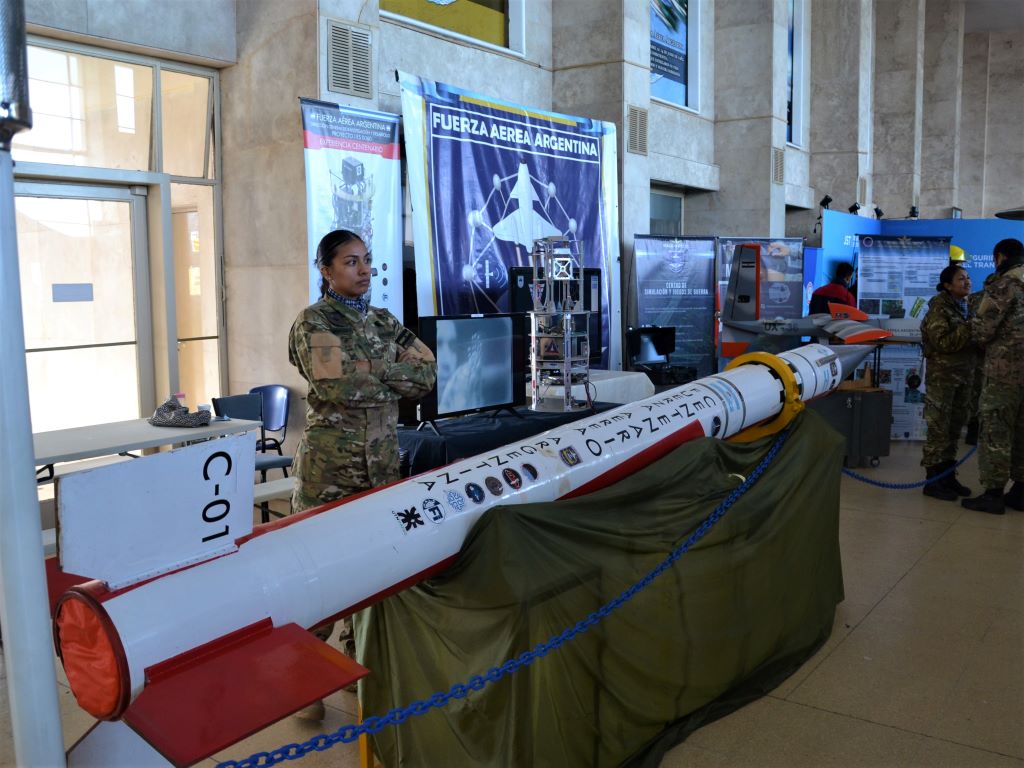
[416,420,441,436]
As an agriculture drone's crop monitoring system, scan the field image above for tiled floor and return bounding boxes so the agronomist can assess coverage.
[2,442,1021,767]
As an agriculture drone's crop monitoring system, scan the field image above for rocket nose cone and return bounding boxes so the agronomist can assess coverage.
[826,345,875,379]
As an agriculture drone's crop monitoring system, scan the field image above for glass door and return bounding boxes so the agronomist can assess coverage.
[13,182,154,432]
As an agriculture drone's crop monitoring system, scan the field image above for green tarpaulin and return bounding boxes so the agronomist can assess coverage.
[357,410,845,767]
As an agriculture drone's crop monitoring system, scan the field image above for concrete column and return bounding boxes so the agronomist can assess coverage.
[872,0,925,219]
[552,0,649,329]
[221,0,318,394]
[958,32,989,218]
[687,0,787,237]
[920,0,965,218]
[794,0,874,240]
[982,30,1024,216]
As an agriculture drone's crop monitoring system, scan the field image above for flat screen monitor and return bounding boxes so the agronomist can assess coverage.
[417,314,527,420]
[508,266,603,366]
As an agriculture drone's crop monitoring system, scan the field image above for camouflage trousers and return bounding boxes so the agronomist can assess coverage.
[291,404,400,514]
[292,405,400,660]
[977,377,1024,489]
[921,373,972,467]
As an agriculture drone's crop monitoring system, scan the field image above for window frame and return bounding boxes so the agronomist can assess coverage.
[380,0,525,57]
[786,0,807,149]
[17,35,227,409]
[649,0,701,114]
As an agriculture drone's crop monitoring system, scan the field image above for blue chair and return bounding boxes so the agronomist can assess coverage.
[249,384,290,455]
[212,393,293,523]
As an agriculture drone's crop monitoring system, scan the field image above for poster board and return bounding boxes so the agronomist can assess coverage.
[716,237,805,321]
[633,235,716,377]
[856,235,950,440]
[399,72,621,369]
[300,99,404,320]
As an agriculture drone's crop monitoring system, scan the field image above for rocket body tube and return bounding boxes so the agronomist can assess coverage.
[54,344,865,718]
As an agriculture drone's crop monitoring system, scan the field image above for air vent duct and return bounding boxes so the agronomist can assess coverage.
[327,19,372,99]
[627,106,648,155]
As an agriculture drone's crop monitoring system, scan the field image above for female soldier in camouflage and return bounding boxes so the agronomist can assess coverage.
[289,229,436,513]
[919,264,977,500]
[287,230,436,719]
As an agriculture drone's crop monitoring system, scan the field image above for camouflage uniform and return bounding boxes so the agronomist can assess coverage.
[965,275,996,433]
[971,263,1024,489]
[288,297,437,513]
[920,292,977,467]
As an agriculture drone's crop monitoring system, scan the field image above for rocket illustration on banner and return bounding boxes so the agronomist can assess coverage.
[52,343,873,767]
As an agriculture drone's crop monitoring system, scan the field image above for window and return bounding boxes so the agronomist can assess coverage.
[650,0,700,110]
[650,189,683,236]
[14,39,224,419]
[114,65,136,134]
[380,0,524,53]
[161,70,213,178]
[15,47,152,169]
[787,0,806,146]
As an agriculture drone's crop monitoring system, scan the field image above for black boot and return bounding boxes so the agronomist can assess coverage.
[923,465,958,501]
[964,419,979,446]
[961,488,1006,515]
[1005,481,1024,512]
[938,460,972,497]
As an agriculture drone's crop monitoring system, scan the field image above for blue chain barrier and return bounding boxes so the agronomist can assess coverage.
[216,429,792,768]
[841,446,976,489]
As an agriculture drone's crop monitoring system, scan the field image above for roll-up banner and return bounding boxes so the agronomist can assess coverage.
[716,237,805,320]
[300,99,404,320]
[857,234,950,440]
[633,235,716,377]
[399,72,621,369]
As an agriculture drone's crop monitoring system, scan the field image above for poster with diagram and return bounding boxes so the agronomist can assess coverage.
[399,72,621,368]
[301,99,403,319]
[856,235,950,440]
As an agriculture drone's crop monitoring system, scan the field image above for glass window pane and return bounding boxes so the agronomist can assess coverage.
[177,338,221,412]
[381,0,508,47]
[15,196,137,349]
[650,191,682,236]
[27,346,140,432]
[161,70,210,177]
[13,46,153,170]
[171,184,218,339]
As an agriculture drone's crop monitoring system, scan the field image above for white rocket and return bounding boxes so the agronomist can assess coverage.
[52,343,871,767]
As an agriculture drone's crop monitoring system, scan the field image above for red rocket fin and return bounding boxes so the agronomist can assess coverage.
[122,620,367,767]
[828,302,869,321]
[45,557,92,617]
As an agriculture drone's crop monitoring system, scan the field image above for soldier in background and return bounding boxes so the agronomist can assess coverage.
[288,229,437,718]
[964,271,996,445]
[962,238,1024,514]
[919,265,977,500]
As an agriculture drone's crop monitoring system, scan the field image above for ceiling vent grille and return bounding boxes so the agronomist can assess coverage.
[627,106,648,155]
[327,20,372,99]
[772,147,785,184]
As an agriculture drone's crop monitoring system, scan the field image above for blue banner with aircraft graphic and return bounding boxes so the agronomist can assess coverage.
[399,72,621,368]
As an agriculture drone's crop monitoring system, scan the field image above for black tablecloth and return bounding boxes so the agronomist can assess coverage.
[399,403,617,476]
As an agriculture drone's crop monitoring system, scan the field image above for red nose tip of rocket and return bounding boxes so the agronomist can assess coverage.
[54,587,130,719]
